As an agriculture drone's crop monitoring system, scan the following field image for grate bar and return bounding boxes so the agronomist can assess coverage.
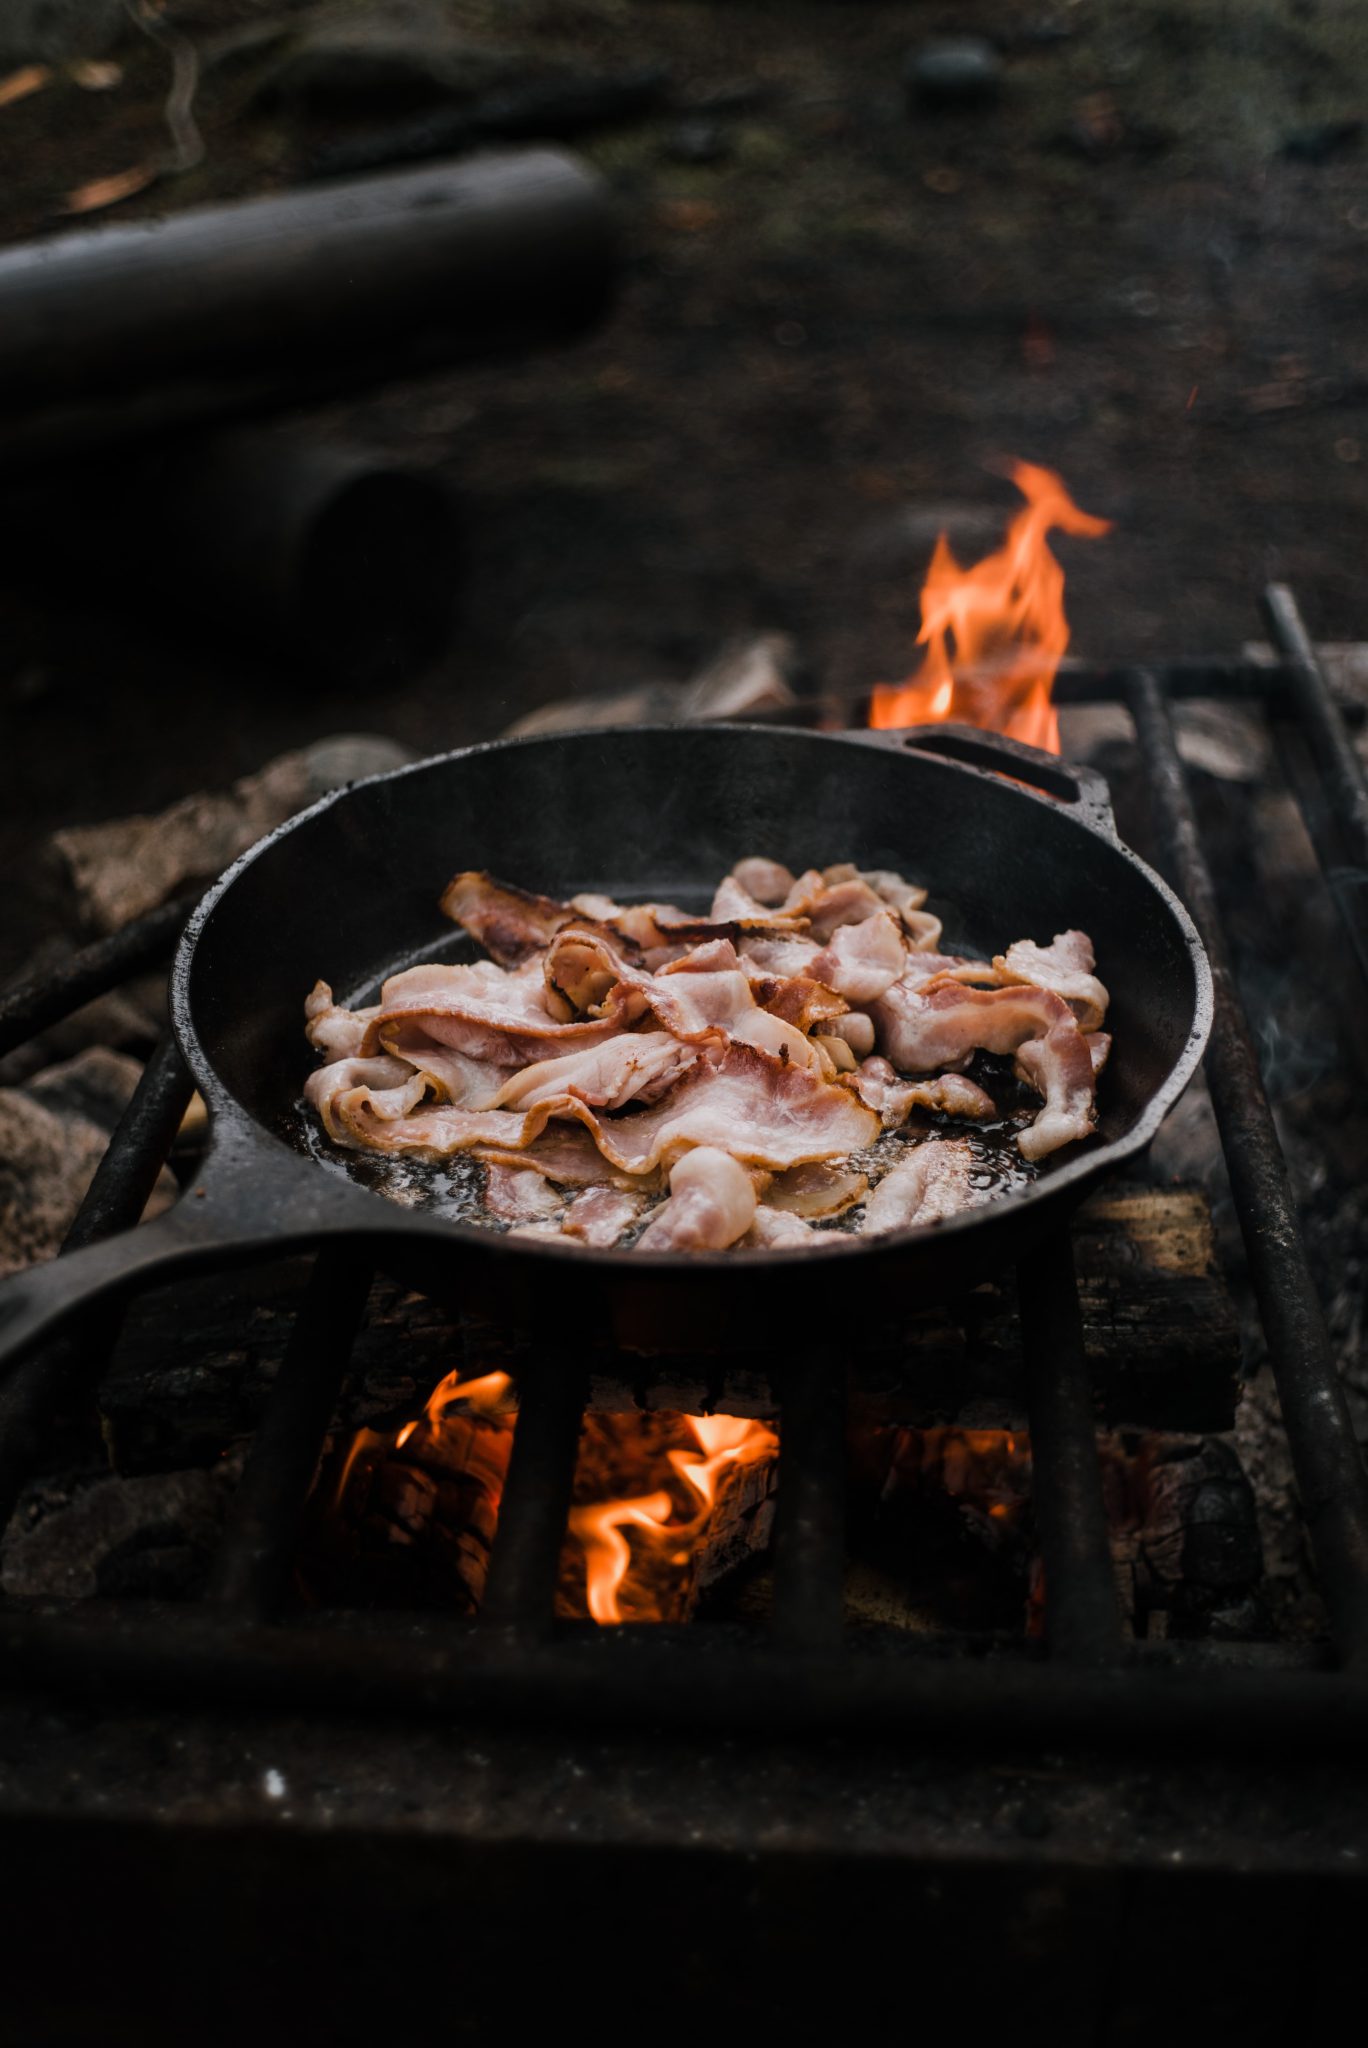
[1128,667,1368,1665]
[1018,1234,1119,1662]
[1261,585,1368,984]
[205,1250,373,1620]
[6,1604,1368,1749]
[479,1361,587,1636]
[0,1033,193,1539]
[0,891,199,1059]
[770,1356,846,1649]
[1262,586,1368,864]
[61,1033,195,1255]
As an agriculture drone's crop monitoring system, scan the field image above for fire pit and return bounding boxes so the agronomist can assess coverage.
[1,529,1366,2036]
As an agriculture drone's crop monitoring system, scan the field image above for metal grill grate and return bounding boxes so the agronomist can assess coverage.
[2,585,1367,1744]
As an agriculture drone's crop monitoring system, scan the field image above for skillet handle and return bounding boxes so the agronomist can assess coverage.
[0,1137,382,1374]
[866,721,1117,839]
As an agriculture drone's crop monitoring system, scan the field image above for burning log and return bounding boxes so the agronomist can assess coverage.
[0,149,616,473]
[557,1412,779,1624]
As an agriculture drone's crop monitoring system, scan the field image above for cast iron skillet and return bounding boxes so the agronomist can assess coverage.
[0,723,1212,1360]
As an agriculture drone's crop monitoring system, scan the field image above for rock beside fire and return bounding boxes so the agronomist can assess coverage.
[0,1049,177,1277]
[47,733,415,935]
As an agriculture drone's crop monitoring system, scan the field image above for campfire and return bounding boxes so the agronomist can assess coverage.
[308,1369,780,1626]
[869,461,1110,752]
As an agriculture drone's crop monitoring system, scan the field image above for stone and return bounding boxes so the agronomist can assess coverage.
[665,118,731,166]
[904,37,1002,111]
[47,733,416,934]
[503,633,797,739]
[0,1052,180,1276]
[252,19,515,115]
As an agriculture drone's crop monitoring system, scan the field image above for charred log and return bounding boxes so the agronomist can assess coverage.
[0,150,616,473]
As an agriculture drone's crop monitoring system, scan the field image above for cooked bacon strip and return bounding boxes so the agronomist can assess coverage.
[474,1128,655,1193]
[440,871,585,965]
[862,1139,984,1234]
[853,1056,996,1129]
[1087,1031,1112,1076]
[994,930,1109,1033]
[635,1147,757,1251]
[484,1162,564,1222]
[765,1161,868,1218]
[748,973,848,1033]
[562,1185,642,1247]
[361,959,628,1067]
[546,928,757,1041]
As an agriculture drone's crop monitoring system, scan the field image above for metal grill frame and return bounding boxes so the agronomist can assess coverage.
[3,584,1367,1748]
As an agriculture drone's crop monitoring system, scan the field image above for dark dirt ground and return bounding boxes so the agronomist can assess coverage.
[2,0,1368,978]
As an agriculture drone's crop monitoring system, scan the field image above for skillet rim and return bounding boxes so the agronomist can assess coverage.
[171,722,1215,1273]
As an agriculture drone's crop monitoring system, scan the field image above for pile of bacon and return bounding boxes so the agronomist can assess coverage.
[303,860,1111,1253]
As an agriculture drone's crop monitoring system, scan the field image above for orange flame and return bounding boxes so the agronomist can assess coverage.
[568,1412,779,1624]
[869,460,1109,754]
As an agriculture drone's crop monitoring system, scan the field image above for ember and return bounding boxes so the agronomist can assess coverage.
[311,1378,779,1626]
[869,461,1110,751]
[564,1412,779,1623]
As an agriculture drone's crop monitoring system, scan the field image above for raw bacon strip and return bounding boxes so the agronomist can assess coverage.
[730,1008,831,1072]
[824,1012,875,1058]
[492,1032,697,1111]
[362,958,629,1067]
[862,1140,984,1234]
[1014,1024,1099,1161]
[584,1044,879,1173]
[863,868,929,917]
[781,868,888,940]
[994,930,1109,1033]
[333,1044,880,1173]
[808,911,906,1003]
[765,1161,868,1218]
[562,1186,642,1247]
[869,980,1097,1157]
[853,1056,996,1130]
[871,977,1076,1073]
[484,1163,564,1222]
[305,982,380,1062]
[635,1148,757,1251]
[741,1206,824,1249]
[304,1056,432,1145]
[371,1023,510,1108]
[730,857,797,907]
